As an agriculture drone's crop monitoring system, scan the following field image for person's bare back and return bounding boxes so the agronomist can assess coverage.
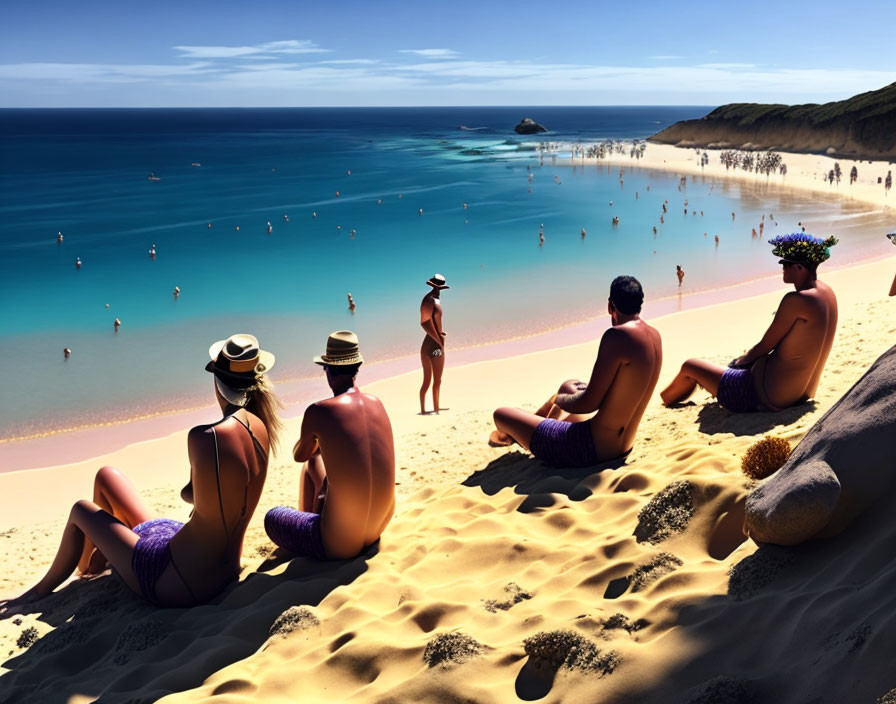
[265,331,395,561]
[752,281,837,408]
[303,390,395,559]
[587,319,662,460]
[491,276,662,466]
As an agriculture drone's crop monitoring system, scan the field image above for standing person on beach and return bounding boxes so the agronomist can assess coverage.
[676,265,685,287]
[661,234,839,412]
[264,331,395,560]
[489,276,662,466]
[0,334,282,612]
[419,274,449,414]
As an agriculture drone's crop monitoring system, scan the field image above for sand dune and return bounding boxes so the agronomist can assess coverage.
[2,258,896,703]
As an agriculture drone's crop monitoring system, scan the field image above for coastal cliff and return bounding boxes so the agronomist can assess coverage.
[649,83,896,160]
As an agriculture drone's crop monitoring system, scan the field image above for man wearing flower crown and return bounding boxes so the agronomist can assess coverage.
[661,234,839,413]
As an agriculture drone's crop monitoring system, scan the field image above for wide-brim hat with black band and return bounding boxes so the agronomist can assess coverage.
[206,333,275,406]
[313,330,364,366]
[426,273,450,289]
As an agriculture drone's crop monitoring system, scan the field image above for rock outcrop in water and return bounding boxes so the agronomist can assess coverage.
[745,344,896,545]
[514,118,547,134]
[649,83,896,160]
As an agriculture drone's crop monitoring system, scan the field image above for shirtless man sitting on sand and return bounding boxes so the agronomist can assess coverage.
[661,234,839,412]
[264,331,395,560]
[490,276,662,467]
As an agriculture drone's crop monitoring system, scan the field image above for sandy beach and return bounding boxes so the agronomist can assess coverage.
[2,147,896,702]
[571,141,896,212]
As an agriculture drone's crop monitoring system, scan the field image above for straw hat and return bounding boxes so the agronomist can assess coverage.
[206,333,275,406]
[426,273,450,289]
[313,330,364,366]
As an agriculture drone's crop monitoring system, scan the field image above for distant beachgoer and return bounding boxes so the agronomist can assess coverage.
[463,203,468,209]
[684,208,687,214]
[208,223,212,229]
[337,225,341,231]
[75,257,82,269]
[267,222,273,234]
[661,234,839,413]
[105,303,109,308]
[398,193,402,199]
[646,185,650,191]
[714,235,719,246]
[752,228,757,238]
[57,232,63,244]
[347,170,351,175]
[236,226,240,231]
[732,212,736,220]
[418,208,423,216]
[347,292,355,311]
[609,201,613,207]
[113,318,121,332]
[489,276,662,466]
[63,348,71,359]
[676,265,684,287]
[173,286,180,299]
[660,215,664,224]
[612,217,619,225]
[635,192,639,199]
[0,334,281,612]
[700,210,704,216]
[264,331,394,561]
[377,200,382,205]
[313,211,317,218]
[653,226,657,235]
[284,214,289,222]
[419,274,449,414]
[662,203,667,214]
[335,191,340,198]
[149,245,156,259]
[581,228,586,239]
[539,231,545,246]
[759,222,765,235]
[350,229,355,239]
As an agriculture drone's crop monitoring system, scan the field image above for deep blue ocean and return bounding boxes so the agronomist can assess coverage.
[0,107,887,439]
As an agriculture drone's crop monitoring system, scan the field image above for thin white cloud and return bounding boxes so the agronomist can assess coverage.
[174,40,329,59]
[699,62,756,69]
[318,59,379,65]
[0,61,214,83]
[649,55,684,60]
[399,49,460,59]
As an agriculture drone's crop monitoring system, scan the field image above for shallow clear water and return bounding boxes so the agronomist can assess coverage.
[0,107,889,438]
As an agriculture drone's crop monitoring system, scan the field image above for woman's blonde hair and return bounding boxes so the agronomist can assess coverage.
[244,375,284,449]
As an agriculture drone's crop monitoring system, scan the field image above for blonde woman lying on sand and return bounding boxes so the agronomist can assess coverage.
[0,334,282,615]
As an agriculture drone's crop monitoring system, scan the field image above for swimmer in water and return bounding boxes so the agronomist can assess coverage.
[377,200,382,205]
[347,169,351,175]
[350,229,355,240]
[149,245,156,259]
[284,214,289,222]
[236,225,240,231]
[398,194,403,199]
[581,228,586,239]
[336,191,340,198]
[57,232,63,244]
[732,212,735,221]
[348,293,355,312]
[64,348,71,359]
[113,318,121,332]
[208,223,212,229]
[418,209,423,216]
[612,216,619,225]
[463,203,468,209]
[173,286,180,299]
[75,257,82,269]
[266,222,273,234]
[715,235,719,245]
[313,211,317,218]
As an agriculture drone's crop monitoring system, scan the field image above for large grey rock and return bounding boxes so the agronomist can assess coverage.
[744,344,896,545]
[514,118,547,134]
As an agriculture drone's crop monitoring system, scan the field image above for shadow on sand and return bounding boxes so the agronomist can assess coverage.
[696,400,817,436]
[1,546,377,703]
[462,451,627,512]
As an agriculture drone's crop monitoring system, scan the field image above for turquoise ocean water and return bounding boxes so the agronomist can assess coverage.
[0,107,890,439]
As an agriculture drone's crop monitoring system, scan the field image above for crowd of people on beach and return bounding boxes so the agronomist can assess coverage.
[0,230,860,616]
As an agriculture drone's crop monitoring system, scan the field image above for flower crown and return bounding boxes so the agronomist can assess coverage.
[768,233,838,265]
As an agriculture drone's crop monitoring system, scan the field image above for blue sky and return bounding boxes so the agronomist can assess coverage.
[1,0,893,107]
